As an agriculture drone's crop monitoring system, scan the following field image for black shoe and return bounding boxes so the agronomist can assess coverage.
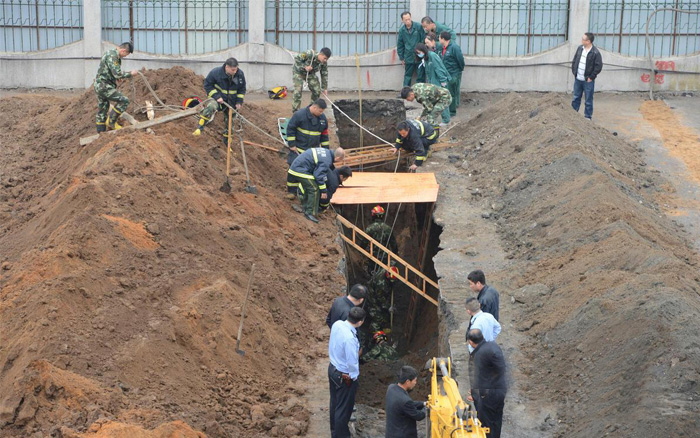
[304,213,319,223]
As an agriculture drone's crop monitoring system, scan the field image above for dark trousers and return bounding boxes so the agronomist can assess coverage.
[474,389,506,438]
[328,363,358,438]
[572,78,595,119]
[447,75,461,115]
[403,63,417,87]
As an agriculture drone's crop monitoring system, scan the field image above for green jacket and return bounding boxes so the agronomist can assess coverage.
[434,22,457,42]
[95,48,131,88]
[439,41,465,77]
[425,51,451,86]
[397,21,425,64]
[293,50,329,90]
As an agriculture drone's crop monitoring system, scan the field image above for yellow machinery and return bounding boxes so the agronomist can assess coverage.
[427,357,489,438]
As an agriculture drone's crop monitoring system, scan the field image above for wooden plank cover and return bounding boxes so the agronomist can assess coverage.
[331,172,439,204]
[341,172,437,188]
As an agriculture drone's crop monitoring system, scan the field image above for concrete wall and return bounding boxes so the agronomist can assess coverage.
[1,0,699,92]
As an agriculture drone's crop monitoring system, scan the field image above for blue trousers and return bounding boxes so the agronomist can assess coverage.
[572,78,595,119]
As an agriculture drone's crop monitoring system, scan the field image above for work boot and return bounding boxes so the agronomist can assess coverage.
[106,109,122,130]
[304,213,319,223]
[192,116,206,136]
[96,123,106,133]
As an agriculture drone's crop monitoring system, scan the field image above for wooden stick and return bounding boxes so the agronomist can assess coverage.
[243,140,281,153]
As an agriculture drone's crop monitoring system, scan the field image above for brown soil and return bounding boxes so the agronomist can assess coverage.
[448,93,700,437]
[0,67,345,437]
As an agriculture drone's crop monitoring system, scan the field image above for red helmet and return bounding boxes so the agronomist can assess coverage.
[182,96,202,109]
[373,331,387,343]
[385,266,399,281]
[371,205,385,218]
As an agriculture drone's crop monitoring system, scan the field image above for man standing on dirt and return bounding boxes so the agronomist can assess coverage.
[392,119,438,171]
[326,284,367,328]
[285,99,331,171]
[292,48,331,113]
[94,42,138,133]
[468,270,500,321]
[287,147,345,223]
[438,31,465,118]
[329,306,365,438]
[465,297,501,352]
[467,329,507,438]
[397,11,425,87]
[385,365,426,438]
[193,58,246,136]
[571,32,603,120]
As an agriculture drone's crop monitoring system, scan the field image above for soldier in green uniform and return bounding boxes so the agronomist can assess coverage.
[368,264,399,332]
[363,331,398,362]
[400,82,452,134]
[420,16,457,42]
[438,31,465,117]
[94,42,138,133]
[362,205,398,273]
[291,47,331,113]
[397,11,425,87]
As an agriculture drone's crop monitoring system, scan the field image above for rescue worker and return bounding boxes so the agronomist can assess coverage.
[287,147,345,223]
[363,331,398,362]
[362,206,398,273]
[420,16,457,42]
[415,43,452,125]
[392,120,438,170]
[94,42,138,133]
[438,31,465,118]
[397,11,425,87]
[400,83,452,135]
[193,58,246,136]
[320,166,352,211]
[292,47,331,113]
[367,265,398,334]
[286,99,331,171]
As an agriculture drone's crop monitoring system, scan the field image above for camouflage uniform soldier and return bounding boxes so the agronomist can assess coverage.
[367,267,396,333]
[94,42,138,133]
[361,206,398,274]
[400,83,452,130]
[291,47,331,113]
[363,331,398,362]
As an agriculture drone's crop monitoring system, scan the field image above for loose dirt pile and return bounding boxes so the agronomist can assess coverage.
[0,67,345,437]
[446,93,700,436]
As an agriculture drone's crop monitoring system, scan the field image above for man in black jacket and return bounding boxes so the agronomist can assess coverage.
[193,58,246,135]
[392,120,438,171]
[286,99,331,167]
[467,329,507,438]
[326,284,367,328]
[468,270,500,321]
[385,366,426,438]
[571,32,603,119]
[320,166,352,211]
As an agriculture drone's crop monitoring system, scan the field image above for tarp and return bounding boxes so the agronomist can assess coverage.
[331,172,439,205]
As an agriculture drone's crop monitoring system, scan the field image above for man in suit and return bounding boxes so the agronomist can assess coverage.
[467,329,507,438]
[385,365,426,438]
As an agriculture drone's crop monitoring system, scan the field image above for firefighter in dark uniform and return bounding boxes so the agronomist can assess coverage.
[392,120,438,171]
[193,58,246,136]
[320,166,352,212]
[287,147,345,223]
[286,99,331,168]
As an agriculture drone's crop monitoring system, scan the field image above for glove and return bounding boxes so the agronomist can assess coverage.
[341,373,352,386]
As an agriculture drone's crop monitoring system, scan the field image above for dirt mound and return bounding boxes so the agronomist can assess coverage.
[0,68,343,437]
[448,93,700,437]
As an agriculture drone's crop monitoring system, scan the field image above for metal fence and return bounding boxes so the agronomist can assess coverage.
[102,0,248,55]
[265,0,410,56]
[0,0,83,52]
[589,0,700,57]
[426,0,570,57]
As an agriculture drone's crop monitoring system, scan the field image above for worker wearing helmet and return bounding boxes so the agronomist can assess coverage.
[362,206,398,273]
[362,331,398,362]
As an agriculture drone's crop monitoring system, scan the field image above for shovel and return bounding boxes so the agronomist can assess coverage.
[219,109,234,193]
[236,117,257,194]
[235,263,256,356]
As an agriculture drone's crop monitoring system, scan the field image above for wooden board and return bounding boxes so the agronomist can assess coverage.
[331,185,438,204]
[341,172,437,188]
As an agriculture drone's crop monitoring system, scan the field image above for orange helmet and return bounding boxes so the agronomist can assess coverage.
[182,96,202,109]
[373,331,387,343]
[371,205,385,218]
[385,266,399,281]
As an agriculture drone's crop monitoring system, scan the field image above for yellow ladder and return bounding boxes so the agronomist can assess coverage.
[336,215,439,307]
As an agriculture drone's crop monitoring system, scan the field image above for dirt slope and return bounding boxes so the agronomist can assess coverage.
[0,67,343,437]
[449,93,700,437]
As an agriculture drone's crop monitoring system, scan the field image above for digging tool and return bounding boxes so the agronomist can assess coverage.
[219,109,234,193]
[235,116,257,194]
[235,263,256,356]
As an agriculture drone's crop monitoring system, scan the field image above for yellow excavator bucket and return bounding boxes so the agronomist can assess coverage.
[426,357,490,438]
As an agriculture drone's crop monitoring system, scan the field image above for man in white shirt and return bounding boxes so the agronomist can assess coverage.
[571,32,603,119]
[465,297,501,353]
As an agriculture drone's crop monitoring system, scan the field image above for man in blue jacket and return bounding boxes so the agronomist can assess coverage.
[397,11,425,86]
[385,365,426,438]
[193,58,246,136]
[287,147,345,223]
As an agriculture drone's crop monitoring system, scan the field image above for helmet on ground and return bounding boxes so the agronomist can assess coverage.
[182,96,202,109]
[268,86,288,99]
[373,331,387,343]
[385,266,399,281]
[371,205,385,219]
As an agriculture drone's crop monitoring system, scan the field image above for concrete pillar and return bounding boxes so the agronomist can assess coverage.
[247,0,267,90]
[566,0,591,90]
[82,0,103,88]
[410,0,427,22]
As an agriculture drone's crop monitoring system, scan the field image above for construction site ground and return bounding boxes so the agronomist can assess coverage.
[1,67,700,438]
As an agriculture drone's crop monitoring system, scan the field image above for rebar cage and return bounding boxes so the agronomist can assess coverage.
[0,0,83,52]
